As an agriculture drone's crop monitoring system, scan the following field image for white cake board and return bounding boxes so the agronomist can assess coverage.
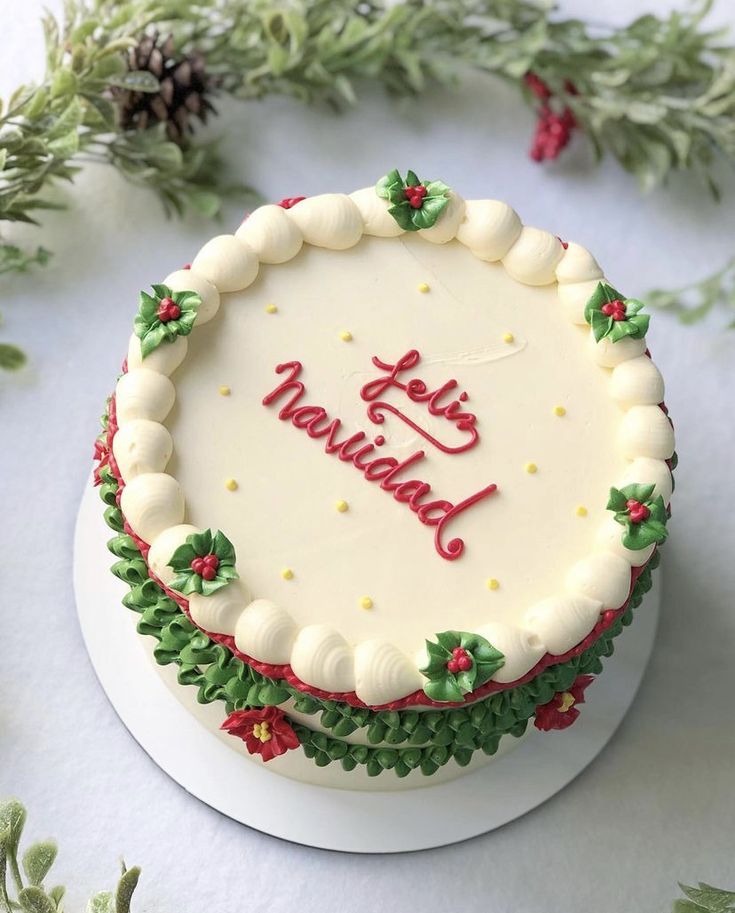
[74,483,660,853]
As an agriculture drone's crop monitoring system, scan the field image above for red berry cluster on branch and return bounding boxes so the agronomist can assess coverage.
[525,73,578,162]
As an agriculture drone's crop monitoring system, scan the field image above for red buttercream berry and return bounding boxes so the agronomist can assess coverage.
[447,647,472,674]
[201,565,217,581]
[626,500,650,524]
[157,297,181,322]
[203,554,220,570]
[404,185,427,209]
[277,196,306,210]
[601,299,627,321]
[191,557,205,574]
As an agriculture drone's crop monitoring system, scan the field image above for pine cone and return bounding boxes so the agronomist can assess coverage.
[114,32,215,143]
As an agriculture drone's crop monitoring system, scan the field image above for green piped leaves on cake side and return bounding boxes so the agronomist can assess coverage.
[420,631,504,703]
[375,168,451,231]
[168,528,239,596]
[607,484,668,550]
[134,284,201,357]
[584,282,650,343]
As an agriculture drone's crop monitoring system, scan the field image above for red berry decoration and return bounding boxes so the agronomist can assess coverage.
[190,557,205,574]
[404,184,428,209]
[447,646,473,674]
[157,297,181,322]
[601,299,627,321]
[203,554,220,570]
[626,499,651,524]
[201,565,217,581]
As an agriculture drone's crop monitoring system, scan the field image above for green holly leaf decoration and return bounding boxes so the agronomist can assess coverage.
[584,282,651,343]
[133,283,201,358]
[168,528,239,596]
[607,484,669,550]
[419,630,504,702]
[375,168,451,232]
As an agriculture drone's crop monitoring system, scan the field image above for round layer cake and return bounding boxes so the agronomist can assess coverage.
[95,169,675,789]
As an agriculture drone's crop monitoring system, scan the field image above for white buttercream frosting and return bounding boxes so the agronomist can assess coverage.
[189,579,251,635]
[566,551,632,609]
[349,188,405,238]
[420,190,465,244]
[191,234,259,293]
[126,332,188,375]
[610,355,665,406]
[619,405,675,460]
[502,227,564,286]
[163,269,220,325]
[147,524,200,586]
[456,199,522,261]
[111,183,673,705]
[354,640,424,705]
[112,419,173,481]
[290,625,356,692]
[286,194,363,250]
[522,594,602,656]
[235,204,304,264]
[234,599,299,664]
[120,473,184,544]
[115,369,175,426]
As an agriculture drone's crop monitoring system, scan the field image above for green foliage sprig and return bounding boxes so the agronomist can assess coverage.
[2,0,735,369]
[674,882,735,913]
[0,798,139,913]
[648,255,735,328]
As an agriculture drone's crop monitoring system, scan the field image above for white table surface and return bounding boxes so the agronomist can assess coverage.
[2,1,734,910]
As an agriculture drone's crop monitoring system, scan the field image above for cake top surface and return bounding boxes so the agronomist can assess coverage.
[111,171,674,708]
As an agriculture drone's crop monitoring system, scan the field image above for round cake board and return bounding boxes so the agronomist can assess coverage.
[74,483,660,853]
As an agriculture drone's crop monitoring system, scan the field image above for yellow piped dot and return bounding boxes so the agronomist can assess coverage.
[281,568,294,580]
[339,330,353,342]
[503,332,514,344]
[335,499,349,513]
[225,478,238,492]
[553,405,567,417]
[525,462,538,474]
[487,578,500,591]
[360,596,373,610]
[417,282,430,293]
[265,303,278,314]
[218,385,231,397]
[576,505,588,517]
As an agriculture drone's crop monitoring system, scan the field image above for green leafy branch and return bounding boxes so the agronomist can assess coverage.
[648,254,735,328]
[0,798,139,913]
[674,882,735,913]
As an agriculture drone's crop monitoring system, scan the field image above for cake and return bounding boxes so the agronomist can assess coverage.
[94,169,675,789]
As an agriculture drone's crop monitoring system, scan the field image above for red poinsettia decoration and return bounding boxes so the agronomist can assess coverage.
[92,437,110,486]
[221,706,300,762]
[534,675,594,731]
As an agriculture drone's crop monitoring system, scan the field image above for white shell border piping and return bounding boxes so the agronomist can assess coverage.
[112,189,674,705]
